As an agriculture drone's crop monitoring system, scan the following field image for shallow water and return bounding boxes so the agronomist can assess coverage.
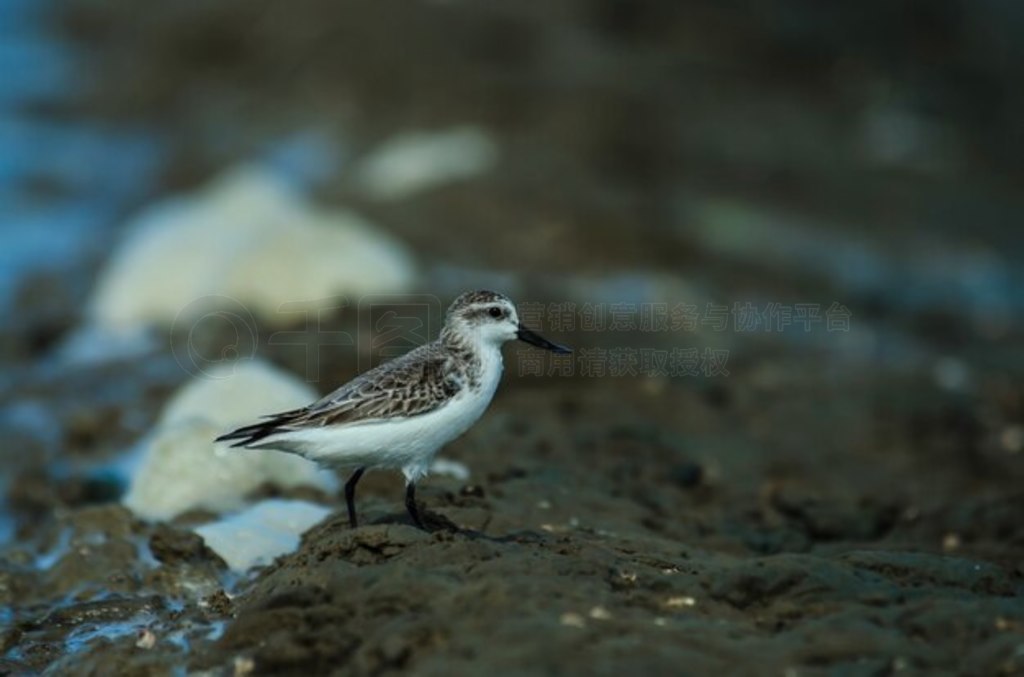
[0,0,163,318]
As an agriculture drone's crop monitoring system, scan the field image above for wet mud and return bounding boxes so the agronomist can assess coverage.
[4,375,1023,674]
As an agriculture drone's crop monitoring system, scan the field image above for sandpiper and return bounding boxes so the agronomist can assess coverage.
[216,290,571,530]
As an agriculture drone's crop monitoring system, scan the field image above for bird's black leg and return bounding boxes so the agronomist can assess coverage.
[345,467,366,528]
[405,482,426,530]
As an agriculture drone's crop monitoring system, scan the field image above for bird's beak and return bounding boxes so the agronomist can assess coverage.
[516,324,572,354]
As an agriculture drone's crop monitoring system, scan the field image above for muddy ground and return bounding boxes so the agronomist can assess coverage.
[2,1,1024,675]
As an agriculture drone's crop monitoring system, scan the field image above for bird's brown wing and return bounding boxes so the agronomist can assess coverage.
[214,344,462,448]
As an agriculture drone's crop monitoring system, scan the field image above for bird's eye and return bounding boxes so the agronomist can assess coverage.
[488,307,503,319]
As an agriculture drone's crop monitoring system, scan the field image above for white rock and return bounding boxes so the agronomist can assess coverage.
[123,360,336,521]
[194,499,332,572]
[88,164,416,330]
[354,126,498,201]
[430,458,470,481]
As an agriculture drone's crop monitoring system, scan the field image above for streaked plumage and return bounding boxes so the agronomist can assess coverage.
[216,290,571,530]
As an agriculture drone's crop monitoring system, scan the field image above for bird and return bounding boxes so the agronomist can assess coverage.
[215,290,571,530]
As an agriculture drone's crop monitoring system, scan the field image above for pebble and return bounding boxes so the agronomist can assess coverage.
[193,499,332,572]
[89,164,415,330]
[354,126,498,201]
[123,361,335,520]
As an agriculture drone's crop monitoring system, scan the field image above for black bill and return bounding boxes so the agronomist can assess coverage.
[517,324,572,354]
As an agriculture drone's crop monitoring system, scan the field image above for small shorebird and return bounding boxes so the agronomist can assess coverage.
[216,290,571,530]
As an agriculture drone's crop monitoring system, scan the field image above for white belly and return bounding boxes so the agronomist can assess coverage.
[256,347,503,481]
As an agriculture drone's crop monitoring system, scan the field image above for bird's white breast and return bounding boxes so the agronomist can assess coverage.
[262,344,505,480]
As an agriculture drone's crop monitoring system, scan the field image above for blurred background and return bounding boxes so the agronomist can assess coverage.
[2,0,1023,673]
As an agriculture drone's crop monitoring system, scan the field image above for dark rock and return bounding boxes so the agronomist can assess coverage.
[0,627,22,654]
[771,487,899,541]
[702,383,731,409]
[203,589,234,617]
[706,558,809,609]
[56,470,127,506]
[459,484,485,498]
[149,523,222,566]
[840,550,1019,597]
[669,461,704,489]
[31,595,164,630]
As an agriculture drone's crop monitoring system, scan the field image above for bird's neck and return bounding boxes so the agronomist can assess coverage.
[441,327,503,388]
[440,324,469,353]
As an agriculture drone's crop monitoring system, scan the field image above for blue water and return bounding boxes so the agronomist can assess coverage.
[0,0,70,102]
[0,0,164,314]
